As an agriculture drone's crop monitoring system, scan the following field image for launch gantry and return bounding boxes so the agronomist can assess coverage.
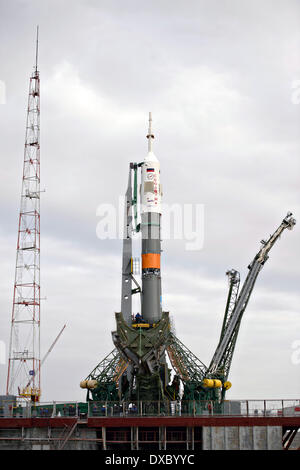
[81,115,296,408]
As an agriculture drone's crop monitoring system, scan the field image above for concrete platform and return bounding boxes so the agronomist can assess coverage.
[0,415,299,450]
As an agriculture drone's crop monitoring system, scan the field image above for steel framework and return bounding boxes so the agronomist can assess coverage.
[6,29,41,402]
[81,116,296,407]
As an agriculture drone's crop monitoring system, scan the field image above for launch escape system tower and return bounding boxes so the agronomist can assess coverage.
[80,114,296,409]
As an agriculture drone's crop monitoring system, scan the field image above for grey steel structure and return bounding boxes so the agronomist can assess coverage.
[120,168,134,325]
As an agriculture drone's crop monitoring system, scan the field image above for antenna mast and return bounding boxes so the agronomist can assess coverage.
[35,25,39,73]
[6,28,41,402]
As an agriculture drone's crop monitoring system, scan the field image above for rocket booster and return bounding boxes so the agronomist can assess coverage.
[140,113,162,323]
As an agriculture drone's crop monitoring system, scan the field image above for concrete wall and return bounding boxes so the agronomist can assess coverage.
[0,424,284,450]
[0,426,98,450]
[203,426,282,450]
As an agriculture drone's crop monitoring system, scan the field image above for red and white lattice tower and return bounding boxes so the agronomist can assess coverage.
[6,29,41,402]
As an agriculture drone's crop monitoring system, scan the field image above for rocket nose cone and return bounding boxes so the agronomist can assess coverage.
[145,151,159,162]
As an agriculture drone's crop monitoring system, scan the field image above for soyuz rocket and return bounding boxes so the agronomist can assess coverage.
[140,112,162,323]
[111,112,170,400]
[81,112,296,404]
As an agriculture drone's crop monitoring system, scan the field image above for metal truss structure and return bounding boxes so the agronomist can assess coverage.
[6,29,41,402]
[81,117,296,406]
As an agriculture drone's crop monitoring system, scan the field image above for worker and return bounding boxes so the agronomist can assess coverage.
[131,403,137,414]
[135,313,143,323]
[92,403,98,416]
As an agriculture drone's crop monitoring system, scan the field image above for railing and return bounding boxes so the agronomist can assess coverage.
[0,399,299,419]
[87,399,300,418]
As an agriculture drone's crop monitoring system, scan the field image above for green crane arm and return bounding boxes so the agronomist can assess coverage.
[209,270,241,384]
[208,212,296,379]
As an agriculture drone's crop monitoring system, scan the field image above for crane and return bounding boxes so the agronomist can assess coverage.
[204,212,296,400]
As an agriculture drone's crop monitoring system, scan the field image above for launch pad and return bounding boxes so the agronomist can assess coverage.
[0,398,299,450]
[80,114,296,414]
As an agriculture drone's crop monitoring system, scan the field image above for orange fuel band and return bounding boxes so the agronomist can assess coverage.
[142,253,161,269]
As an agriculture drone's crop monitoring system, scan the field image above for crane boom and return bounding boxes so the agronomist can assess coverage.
[219,269,240,344]
[24,324,66,391]
[208,212,296,376]
[208,269,241,384]
[41,324,66,367]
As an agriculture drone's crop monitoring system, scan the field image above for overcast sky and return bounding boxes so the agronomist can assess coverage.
[0,0,299,404]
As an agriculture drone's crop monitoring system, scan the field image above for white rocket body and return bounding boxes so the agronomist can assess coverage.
[140,114,162,323]
[141,151,161,215]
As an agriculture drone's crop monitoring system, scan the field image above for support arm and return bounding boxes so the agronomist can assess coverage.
[208,212,296,377]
